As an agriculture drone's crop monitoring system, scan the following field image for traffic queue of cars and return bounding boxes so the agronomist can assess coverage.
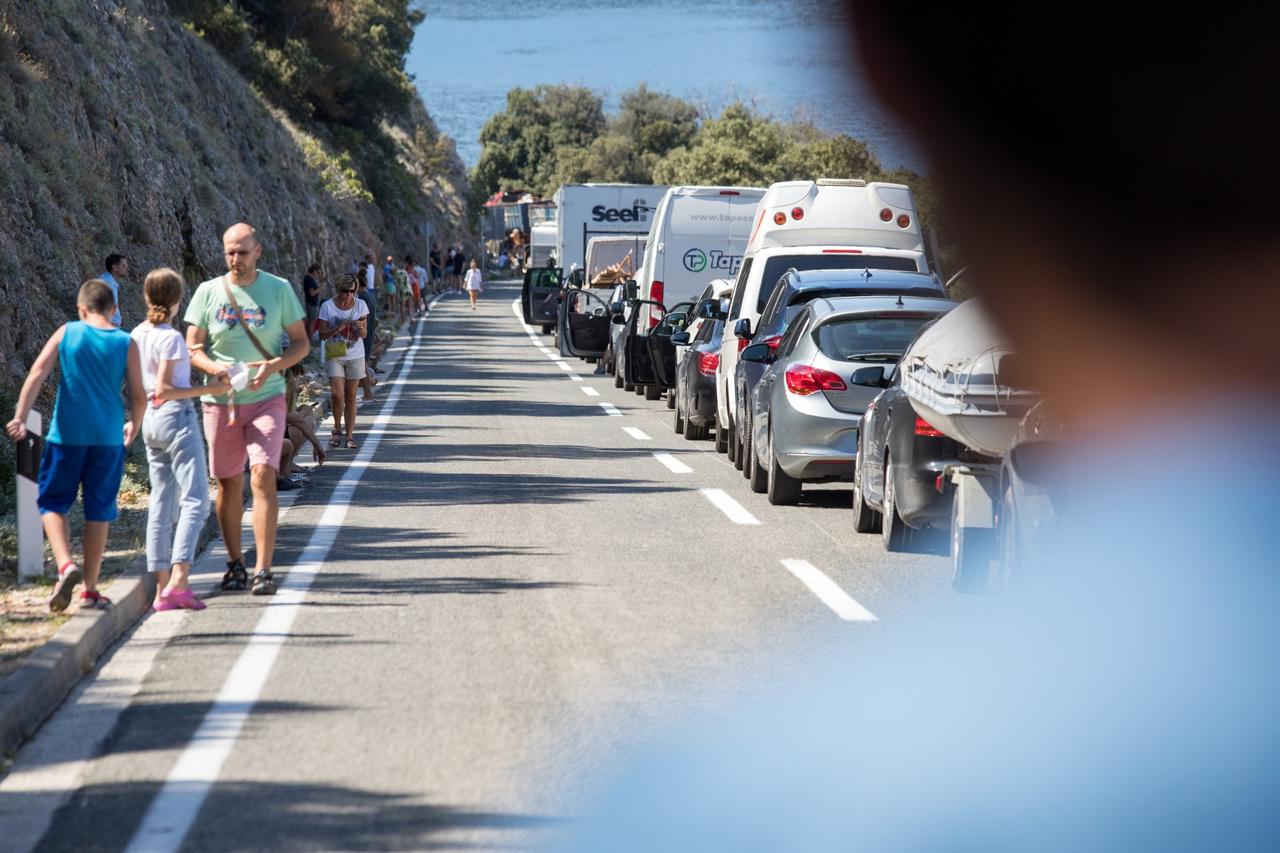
[523,178,1052,595]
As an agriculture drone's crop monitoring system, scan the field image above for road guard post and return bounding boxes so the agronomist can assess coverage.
[15,410,44,579]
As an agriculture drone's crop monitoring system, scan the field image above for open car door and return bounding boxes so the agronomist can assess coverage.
[522,267,563,328]
[646,301,694,391]
[623,299,666,387]
[557,287,614,359]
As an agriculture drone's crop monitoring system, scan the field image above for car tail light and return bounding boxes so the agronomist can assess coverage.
[879,208,893,222]
[697,352,720,375]
[649,281,664,328]
[914,416,944,437]
[720,190,741,196]
[791,207,805,221]
[822,248,864,254]
[897,214,911,229]
[737,337,751,353]
[773,211,787,225]
[761,334,783,353]
[785,365,848,396]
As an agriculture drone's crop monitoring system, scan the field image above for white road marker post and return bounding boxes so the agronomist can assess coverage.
[16,411,44,579]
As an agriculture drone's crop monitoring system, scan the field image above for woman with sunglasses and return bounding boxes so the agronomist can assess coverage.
[317,273,369,449]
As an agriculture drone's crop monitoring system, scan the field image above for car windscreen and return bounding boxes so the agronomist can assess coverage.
[757,255,920,312]
[815,315,937,363]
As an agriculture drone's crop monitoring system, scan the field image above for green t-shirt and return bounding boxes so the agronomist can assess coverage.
[185,271,305,405]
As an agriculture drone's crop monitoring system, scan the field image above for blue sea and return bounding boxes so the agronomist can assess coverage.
[407,0,926,173]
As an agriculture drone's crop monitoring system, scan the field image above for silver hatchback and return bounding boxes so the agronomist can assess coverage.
[743,295,957,505]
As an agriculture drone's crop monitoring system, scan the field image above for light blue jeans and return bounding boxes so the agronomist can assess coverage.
[143,401,210,572]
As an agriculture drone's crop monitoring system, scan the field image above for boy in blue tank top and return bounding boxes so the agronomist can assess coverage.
[6,280,146,612]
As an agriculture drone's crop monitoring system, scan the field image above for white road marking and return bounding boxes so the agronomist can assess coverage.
[581,386,600,397]
[568,374,584,382]
[700,488,761,525]
[653,452,693,473]
[780,559,878,622]
[556,361,574,371]
[599,402,623,417]
[124,319,429,853]
[546,352,562,360]
[622,427,651,441]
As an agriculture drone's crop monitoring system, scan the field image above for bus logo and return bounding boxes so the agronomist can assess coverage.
[683,249,707,273]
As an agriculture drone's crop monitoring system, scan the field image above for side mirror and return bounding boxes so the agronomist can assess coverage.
[740,343,774,364]
[671,331,691,346]
[609,301,624,314]
[850,366,887,388]
[625,279,638,301]
[733,318,752,340]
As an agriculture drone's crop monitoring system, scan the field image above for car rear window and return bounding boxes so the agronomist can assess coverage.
[757,255,919,312]
[816,316,936,362]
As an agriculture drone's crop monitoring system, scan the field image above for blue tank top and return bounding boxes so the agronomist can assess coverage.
[48,322,131,446]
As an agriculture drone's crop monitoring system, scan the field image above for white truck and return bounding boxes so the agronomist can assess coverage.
[552,183,669,276]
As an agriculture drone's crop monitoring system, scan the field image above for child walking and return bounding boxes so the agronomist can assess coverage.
[6,280,146,611]
[463,259,483,310]
[132,268,226,611]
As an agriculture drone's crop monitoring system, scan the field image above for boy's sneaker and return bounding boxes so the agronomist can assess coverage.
[48,562,82,613]
[220,558,249,591]
[251,568,276,596]
[78,590,112,610]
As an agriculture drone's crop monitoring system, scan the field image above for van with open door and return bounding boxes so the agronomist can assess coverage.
[714,178,930,457]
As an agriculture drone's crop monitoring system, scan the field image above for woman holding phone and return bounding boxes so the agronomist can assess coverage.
[317,273,369,448]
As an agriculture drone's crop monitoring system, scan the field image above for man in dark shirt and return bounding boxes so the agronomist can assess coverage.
[429,246,443,294]
[302,263,321,342]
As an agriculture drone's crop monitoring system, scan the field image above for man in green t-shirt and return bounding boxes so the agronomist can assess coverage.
[186,223,309,595]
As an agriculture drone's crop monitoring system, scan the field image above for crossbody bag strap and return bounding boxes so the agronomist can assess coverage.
[220,275,275,362]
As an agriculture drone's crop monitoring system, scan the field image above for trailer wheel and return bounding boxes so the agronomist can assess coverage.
[951,491,995,593]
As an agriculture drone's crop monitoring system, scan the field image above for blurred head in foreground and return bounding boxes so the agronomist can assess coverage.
[559,8,1280,853]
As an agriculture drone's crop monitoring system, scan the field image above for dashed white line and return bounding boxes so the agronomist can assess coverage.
[780,559,878,622]
[622,426,651,441]
[700,488,761,525]
[653,452,693,473]
[599,402,622,417]
[556,361,574,371]
[581,386,600,397]
[568,374,585,382]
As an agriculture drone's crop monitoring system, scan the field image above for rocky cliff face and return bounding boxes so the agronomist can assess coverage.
[0,0,469,387]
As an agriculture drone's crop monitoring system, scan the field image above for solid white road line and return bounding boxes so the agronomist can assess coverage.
[599,402,623,417]
[124,318,428,853]
[700,488,761,525]
[581,386,600,397]
[653,452,693,474]
[622,426,651,441]
[780,559,878,622]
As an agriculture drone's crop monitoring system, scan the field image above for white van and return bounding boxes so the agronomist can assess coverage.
[715,179,930,454]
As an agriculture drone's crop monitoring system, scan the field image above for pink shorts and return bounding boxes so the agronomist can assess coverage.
[203,395,287,480]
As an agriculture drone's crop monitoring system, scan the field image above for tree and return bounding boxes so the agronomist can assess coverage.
[472,85,606,197]
[652,103,788,186]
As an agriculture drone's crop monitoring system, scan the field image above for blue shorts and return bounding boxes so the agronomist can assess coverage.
[37,442,127,522]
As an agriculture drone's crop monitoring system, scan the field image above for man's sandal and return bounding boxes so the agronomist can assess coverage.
[220,558,249,591]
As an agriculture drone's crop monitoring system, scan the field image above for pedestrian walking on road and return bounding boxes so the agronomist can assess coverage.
[185,223,309,596]
[318,273,369,449]
[6,279,145,612]
[430,245,443,294]
[100,253,128,327]
[464,259,484,310]
[452,247,467,291]
[302,263,322,342]
[132,268,224,612]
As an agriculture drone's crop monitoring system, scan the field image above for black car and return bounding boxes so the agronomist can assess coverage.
[852,358,963,552]
[672,310,726,440]
[521,266,563,334]
[732,267,947,477]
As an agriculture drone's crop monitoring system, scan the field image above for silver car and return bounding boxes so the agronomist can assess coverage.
[743,295,957,505]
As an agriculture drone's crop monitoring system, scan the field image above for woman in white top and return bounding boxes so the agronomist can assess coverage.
[132,268,228,611]
[464,259,484,310]
[317,273,370,449]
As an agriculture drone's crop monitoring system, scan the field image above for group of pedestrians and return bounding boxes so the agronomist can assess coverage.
[7,222,314,612]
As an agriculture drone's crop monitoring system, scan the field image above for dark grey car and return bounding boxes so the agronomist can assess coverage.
[743,295,958,505]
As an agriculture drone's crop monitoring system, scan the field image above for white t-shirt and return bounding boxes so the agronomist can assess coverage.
[318,297,370,361]
[130,322,190,397]
[464,269,483,291]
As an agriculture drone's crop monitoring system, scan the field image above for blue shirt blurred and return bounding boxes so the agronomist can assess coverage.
[100,270,121,327]
[564,406,1280,851]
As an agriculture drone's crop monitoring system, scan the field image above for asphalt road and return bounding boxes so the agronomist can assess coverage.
[0,282,964,852]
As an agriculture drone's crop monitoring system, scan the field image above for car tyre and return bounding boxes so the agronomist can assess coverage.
[685,418,707,441]
[733,421,746,471]
[766,431,802,505]
[852,449,882,533]
[714,419,729,453]
[727,418,738,464]
[614,369,624,388]
[673,392,685,434]
[881,458,910,551]
[666,389,676,409]
[748,434,768,493]
[644,384,661,401]
[740,413,753,479]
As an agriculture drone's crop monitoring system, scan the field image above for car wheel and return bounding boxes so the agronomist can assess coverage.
[685,418,707,441]
[880,457,910,551]
[766,431,802,505]
[614,368,624,388]
[740,413,753,479]
[673,392,685,434]
[733,420,746,471]
[666,389,676,409]
[748,433,768,493]
[852,449,882,533]
[644,384,661,401]
[727,418,738,464]
[951,487,995,593]
[714,419,729,453]
[541,323,553,334]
